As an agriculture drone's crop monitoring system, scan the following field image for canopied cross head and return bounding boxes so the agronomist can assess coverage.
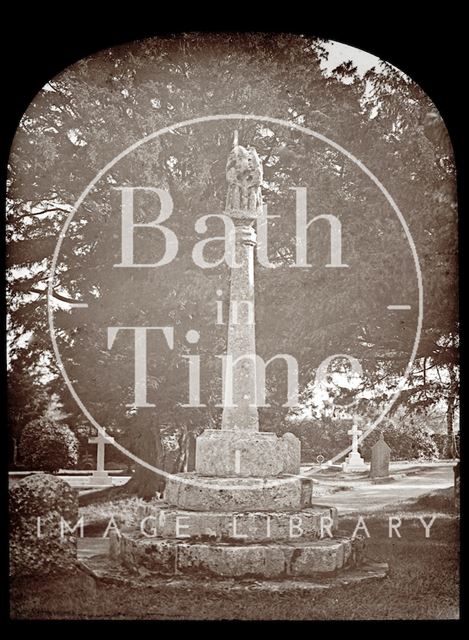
[226,132,263,188]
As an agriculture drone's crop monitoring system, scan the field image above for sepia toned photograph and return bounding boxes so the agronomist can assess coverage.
[6,31,459,621]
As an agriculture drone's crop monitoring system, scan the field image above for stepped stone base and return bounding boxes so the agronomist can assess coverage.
[108,479,365,582]
[110,532,353,578]
[81,551,389,593]
[164,474,314,511]
[195,429,301,477]
[106,472,371,583]
[136,504,338,541]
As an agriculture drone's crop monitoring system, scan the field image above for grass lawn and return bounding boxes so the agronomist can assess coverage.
[10,491,459,620]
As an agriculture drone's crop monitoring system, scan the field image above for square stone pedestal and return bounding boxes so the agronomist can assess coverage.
[195,429,300,477]
[89,471,113,485]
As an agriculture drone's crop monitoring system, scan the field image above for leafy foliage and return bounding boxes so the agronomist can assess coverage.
[7,34,459,492]
[20,399,79,472]
[9,474,79,577]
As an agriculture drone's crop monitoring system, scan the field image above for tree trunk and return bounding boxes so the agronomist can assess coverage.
[12,437,18,467]
[125,425,166,499]
[446,363,458,459]
[186,431,197,472]
[446,394,457,459]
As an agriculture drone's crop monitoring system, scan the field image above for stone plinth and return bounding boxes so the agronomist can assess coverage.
[89,470,113,486]
[195,430,300,477]
[164,474,313,512]
[342,452,368,473]
[111,533,353,579]
[137,504,338,541]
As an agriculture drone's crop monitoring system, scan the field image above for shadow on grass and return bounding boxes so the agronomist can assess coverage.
[372,486,458,518]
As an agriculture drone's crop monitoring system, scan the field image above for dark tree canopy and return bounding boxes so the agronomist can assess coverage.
[7,34,459,491]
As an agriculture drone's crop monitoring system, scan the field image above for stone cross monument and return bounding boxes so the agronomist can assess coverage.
[111,136,364,580]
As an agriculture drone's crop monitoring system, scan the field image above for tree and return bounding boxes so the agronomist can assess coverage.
[7,34,458,495]
[19,395,79,472]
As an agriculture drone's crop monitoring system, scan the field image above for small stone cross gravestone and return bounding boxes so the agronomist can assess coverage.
[370,432,391,479]
[342,423,368,472]
[88,431,115,485]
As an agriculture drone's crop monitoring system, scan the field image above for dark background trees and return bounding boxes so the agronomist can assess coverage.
[7,34,458,494]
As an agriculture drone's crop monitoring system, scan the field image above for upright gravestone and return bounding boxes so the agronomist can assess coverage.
[370,433,391,479]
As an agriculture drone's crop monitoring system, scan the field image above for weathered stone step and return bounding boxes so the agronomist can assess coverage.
[81,551,389,592]
[111,534,354,579]
[135,505,338,541]
[164,473,314,511]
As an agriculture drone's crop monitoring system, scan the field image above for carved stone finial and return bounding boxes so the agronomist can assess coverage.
[225,135,263,219]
